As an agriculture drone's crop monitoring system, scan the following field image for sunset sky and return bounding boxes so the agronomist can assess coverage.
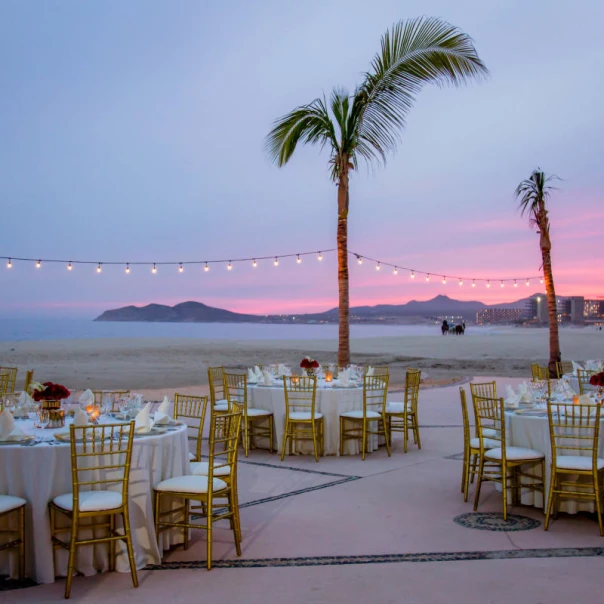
[1,0,603,318]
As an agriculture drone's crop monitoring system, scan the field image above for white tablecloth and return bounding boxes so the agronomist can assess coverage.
[0,419,188,583]
[505,411,604,513]
[249,382,380,456]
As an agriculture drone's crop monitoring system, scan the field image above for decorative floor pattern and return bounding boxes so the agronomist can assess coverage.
[454,512,541,532]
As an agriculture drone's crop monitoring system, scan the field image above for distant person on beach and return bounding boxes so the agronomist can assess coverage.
[441,320,449,335]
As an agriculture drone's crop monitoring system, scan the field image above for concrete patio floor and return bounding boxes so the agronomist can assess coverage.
[7,377,604,603]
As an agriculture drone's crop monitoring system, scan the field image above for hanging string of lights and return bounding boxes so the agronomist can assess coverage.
[0,249,544,286]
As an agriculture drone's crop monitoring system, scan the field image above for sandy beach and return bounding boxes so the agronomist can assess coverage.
[1,326,601,393]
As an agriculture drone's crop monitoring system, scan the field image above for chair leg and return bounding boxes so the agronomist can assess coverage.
[206,497,213,570]
[184,499,190,550]
[470,454,479,484]
[18,505,25,581]
[65,518,78,599]
[361,421,367,461]
[122,508,139,588]
[320,419,325,457]
[229,492,242,556]
[403,414,409,453]
[502,465,508,521]
[280,418,289,461]
[154,491,161,546]
[108,513,116,571]
[339,417,344,456]
[312,422,319,462]
[243,419,249,457]
[473,459,485,511]
[595,474,603,537]
[383,416,391,457]
[270,416,275,453]
[414,417,421,450]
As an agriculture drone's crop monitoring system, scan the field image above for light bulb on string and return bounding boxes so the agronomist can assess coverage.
[204,263,209,272]
[540,277,544,284]
[6,258,12,269]
[36,260,41,269]
[67,262,72,271]
[393,267,398,275]
[459,278,463,286]
[96,263,102,274]
[514,280,518,287]
[376,262,381,271]
[426,274,430,282]
[252,259,257,268]
[179,264,184,273]
[442,276,446,284]
[125,264,130,274]
[357,255,362,265]
[227,261,233,271]
[152,263,157,274]
[526,278,530,286]
[410,270,415,279]
[317,252,323,261]
[500,280,504,288]
[274,257,279,267]
[486,280,491,288]
[471,279,476,288]
[296,255,301,264]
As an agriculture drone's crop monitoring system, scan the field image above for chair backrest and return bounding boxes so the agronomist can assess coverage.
[362,375,389,418]
[459,388,471,447]
[93,390,131,411]
[0,374,9,398]
[23,369,34,393]
[208,366,226,405]
[365,366,389,377]
[69,421,135,511]
[0,367,17,393]
[531,363,549,381]
[555,361,573,379]
[473,395,505,455]
[174,393,209,461]
[208,402,243,487]
[576,369,597,395]
[469,381,497,402]
[547,402,601,467]
[404,369,421,413]
[283,376,317,416]
[224,372,247,414]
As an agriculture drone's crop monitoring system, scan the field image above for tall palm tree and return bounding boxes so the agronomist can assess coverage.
[266,17,488,367]
[515,169,561,376]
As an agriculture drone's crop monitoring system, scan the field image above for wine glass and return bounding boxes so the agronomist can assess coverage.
[101,392,114,416]
[38,409,50,430]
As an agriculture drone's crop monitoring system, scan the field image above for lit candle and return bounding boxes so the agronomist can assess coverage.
[291,376,300,386]
[573,395,579,405]
[325,370,333,383]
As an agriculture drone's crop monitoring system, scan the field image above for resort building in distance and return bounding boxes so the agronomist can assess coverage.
[477,296,604,325]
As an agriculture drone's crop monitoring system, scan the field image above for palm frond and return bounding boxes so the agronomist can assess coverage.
[514,168,560,218]
[265,97,338,167]
[353,16,488,166]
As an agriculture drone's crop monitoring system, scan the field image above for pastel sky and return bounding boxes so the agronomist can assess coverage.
[1,0,603,318]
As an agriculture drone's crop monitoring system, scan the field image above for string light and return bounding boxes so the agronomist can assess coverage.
[486,280,491,288]
[393,267,398,275]
[540,277,544,284]
[96,263,102,274]
[67,262,73,271]
[526,278,530,286]
[6,258,11,269]
[410,270,415,279]
[296,255,301,264]
[274,257,279,266]
[317,252,323,261]
[179,263,184,273]
[442,276,446,284]
[227,261,233,271]
[357,255,363,265]
[376,262,381,271]
[252,259,257,268]
[426,274,430,282]
[36,260,41,269]
[152,263,157,274]
[459,278,463,286]
[500,280,504,287]
[204,263,209,272]
[125,264,130,274]
[514,279,518,287]
[472,279,476,288]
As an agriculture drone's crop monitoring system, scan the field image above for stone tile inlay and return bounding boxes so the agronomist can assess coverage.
[454,512,541,532]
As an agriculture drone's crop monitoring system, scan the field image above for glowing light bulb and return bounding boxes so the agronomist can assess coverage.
[500,280,504,288]
[410,271,415,279]
[442,276,446,284]
[252,259,257,268]
[459,279,463,286]
[471,280,476,288]
[6,258,12,269]
[393,267,398,275]
[376,263,381,271]
[296,255,301,264]
[152,263,157,274]
[36,260,41,269]
[96,263,102,273]
[227,261,233,271]
[317,252,323,261]
[526,279,530,286]
[426,274,430,282]
[125,264,130,274]
[204,263,209,272]
[540,277,544,284]
[179,264,184,273]
[274,257,279,267]
[357,256,363,265]
[514,280,518,287]
[486,280,491,288]
[67,262,72,271]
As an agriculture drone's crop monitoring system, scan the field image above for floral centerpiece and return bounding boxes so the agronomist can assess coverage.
[31,381,70,409]
[589,372,604,396]
[300,356,319,376]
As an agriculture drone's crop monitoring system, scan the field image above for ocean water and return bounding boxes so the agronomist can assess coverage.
[0,318,502,342]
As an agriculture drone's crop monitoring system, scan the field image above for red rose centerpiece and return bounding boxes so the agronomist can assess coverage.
[300,356,319,377]
[589,372,604,388]
[32,382,71,410]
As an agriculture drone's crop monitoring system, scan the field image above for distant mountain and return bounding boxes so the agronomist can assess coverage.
[95,294,542,324]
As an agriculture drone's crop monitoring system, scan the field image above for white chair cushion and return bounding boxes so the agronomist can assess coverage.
[386,402,407,414]
[340,410,381,419]
[53,491,122,512]
[0,494,27,514]
[214,399,229,411]
[190,461,231,476]
[247,407,272,417]
[482,428,498,438]
[470,437,499,449]
[556,455,604,471]
[188,451,197,461]
[155,475,228,494]
[485,446,544,461]
[289,411,323,421]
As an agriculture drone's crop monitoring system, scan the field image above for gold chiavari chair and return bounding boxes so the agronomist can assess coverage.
[49,422,138,599]
[0,367,17,394]
[473,396,545,520]
[154,402,243,570]
[577,369,597,395]
[555,361,573,379]
[531,363,549,381]
[469,380,500,439]
[0,374,9,399]
[340,375,391,460]
[23,369,34,394]
[0,494,27,580]
[365,366,389,377]
[174,393,209,463]
[545,402,604,535]
[224,372,275,456]
[385,369,421,453]
[93,390,131,412]
[208,367,229,412]
[281,376,324,462]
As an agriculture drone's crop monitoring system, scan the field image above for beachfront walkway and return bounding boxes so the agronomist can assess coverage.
[8,377,603,603]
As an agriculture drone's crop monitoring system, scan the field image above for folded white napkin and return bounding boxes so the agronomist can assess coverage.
[135,403,154,433]
[518,382,533,403]
[19,391,33,406]
[0,410,16,438]
[571,361,584,375]
[505,385,520,408]
[262,370,274,386]
[154,396,171,424]
[73,408,90,426]
[562,380,577,397]
[339,369,349,387]
[277,364,291,377]
[79,389,95,406]
[254,366,263,381]
[585,360,603,373]
[247,368,257,383]
[366,366,374,377]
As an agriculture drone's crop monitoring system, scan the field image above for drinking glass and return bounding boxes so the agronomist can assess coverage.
[101,392,114,416]
[38,409,50,430]
[28,403,41,426]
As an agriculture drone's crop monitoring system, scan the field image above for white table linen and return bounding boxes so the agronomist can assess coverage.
[505,410,604,513]
[249,381,381,456]
[0,419,188,583]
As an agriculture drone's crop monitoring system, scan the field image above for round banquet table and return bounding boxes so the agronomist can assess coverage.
[0,418,188,583]
[505,409,604,513]
[248,381,381,456]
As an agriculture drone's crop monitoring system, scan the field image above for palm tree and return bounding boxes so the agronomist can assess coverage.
[515,169,561,376]
[266,17,488,367]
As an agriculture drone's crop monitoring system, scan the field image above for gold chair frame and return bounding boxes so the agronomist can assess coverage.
[208,366,227,410]
[545,402,604,535]
[154,403,243,570]
[555,361,573,379]
[473,395,544,520]
[531,363,549,381]
[224,372,275,456]
[576,369,597,395]
[23,369,34,394]
[93,390,131,412]
[0,374,9,399]
[49,422,138,599]
[0,497,25,579]
[0,367,17,394]
[281,376,324,462]
[340,375,391,460]
[365,366,389,377]
[174,393,209,462]
[460,388,483,502]
[386,369,421,453]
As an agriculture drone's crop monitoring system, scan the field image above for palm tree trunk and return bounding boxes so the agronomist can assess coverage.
[337,165,350,368]
[540,215,561,377]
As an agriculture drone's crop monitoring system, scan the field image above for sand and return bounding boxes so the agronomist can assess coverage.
[1,326,602,393]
